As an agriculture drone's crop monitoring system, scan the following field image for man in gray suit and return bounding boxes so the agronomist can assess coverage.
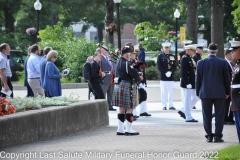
[99,46,116,111]
[196,43,231,143]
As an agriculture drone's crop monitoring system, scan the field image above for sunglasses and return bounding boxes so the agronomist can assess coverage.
[53,56,58,58]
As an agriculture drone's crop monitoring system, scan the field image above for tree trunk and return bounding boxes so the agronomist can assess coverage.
[105,0,114,45]
[3,7,15,34]
[211,0,224,58]
[51,13,59,26]
[186,0,198,43]
[51,0,59,26]
[97,25,104,43]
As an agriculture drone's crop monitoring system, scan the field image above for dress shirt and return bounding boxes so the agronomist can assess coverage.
[27,53,41,78]
[0,52,12,77]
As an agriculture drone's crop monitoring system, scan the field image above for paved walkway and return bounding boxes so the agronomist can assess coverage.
[1,81,238,160]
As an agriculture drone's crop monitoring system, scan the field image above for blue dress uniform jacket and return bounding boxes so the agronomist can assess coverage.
[196,55,231,98]
[231,63,240,111]
[180,54,196,89]
[157,53,176,81]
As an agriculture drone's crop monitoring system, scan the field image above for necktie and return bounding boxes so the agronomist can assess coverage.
[106,56,113,70]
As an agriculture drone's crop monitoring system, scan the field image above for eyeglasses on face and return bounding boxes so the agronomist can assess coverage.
[53,56,58,58]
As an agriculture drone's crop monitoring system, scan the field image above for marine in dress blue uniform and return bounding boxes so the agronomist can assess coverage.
[179,45,198,122]
[229,40,240,143]
[157,42,176,110]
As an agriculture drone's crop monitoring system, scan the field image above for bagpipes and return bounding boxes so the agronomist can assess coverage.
[131,59,146,70]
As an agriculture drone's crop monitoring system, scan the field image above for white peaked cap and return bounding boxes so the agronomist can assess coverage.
[162,42,171,47]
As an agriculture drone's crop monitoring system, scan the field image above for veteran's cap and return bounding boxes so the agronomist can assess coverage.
[162,42,171,48]
[208,43,218,52]
[184,44,196,51]
[229,41,240,50]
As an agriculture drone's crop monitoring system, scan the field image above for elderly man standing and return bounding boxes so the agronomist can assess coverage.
[196,43,230,142]
[27,44,45,97]
[24,46,34,97]
[0,43,13,97]
[99,45,116,111]
[157,42,177,110]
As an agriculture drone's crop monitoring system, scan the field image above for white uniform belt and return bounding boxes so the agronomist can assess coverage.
[232,84,240,88]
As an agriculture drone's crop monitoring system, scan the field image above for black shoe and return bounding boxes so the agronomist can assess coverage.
[206,136,213,142]
[214,136,224,143]
[178,111,186,119]
[224,121,230,125]
[229,120,235,125]
[140,112,151,116]
[116,132,125,135]
[163,107,167,110]
[125,132,139,136]
[192,106,196,109]
[133,115,139,118]
[109,108,117,111]
[186,119,198,122]
[133,117,137,121]
[169,106,176,110]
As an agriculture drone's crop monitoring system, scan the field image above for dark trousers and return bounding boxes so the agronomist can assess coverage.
[26,85,34,97]
[90,82,105,99]
[224,96,234,122]
[88,82,93,100]
[0,77,13,98]
[142,68,147,85]
[233,110,240,143]
[201,98,225,138]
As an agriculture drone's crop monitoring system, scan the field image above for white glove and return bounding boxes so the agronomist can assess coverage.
[186,84,192,89]
[165,71,172,77]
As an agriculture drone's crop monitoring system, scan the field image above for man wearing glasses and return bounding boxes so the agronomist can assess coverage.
[157,42,177,110]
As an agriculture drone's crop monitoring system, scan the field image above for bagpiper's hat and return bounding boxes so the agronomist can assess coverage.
[208,43,218,52]
[121,46,132,55]
[162,42,171,48]
[184,44,196,51]
[229,41,240,51]
[183,40,193,46]
[197,43,204,49]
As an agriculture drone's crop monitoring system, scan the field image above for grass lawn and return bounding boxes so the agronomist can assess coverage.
[207,145,240,160]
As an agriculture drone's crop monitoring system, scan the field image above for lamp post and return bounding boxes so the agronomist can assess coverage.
[113,0,121,49]
[34,0,42,43]
[174,9,180,59]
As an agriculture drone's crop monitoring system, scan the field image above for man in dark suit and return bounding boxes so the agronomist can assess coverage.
[99,45,116,111]
[157,42,177,110]
[196,43,231,143]
[179,44,198,122]
[24,46,34,97]
[224,49,235,125]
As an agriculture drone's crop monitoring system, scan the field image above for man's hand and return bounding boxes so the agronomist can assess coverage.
[3,84,9,92]
[226,95,229,99]
[186,84,192,89]
[101,72,106,77]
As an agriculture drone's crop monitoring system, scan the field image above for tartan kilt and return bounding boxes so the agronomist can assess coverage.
[112,80,137,108]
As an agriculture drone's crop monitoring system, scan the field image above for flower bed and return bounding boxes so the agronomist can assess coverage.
[0,93,79,116]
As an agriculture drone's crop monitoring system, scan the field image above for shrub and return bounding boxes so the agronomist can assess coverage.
[146,60,156,67]
[145,66,158,80]
[173,69,180,81]
[38,22,97,82]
